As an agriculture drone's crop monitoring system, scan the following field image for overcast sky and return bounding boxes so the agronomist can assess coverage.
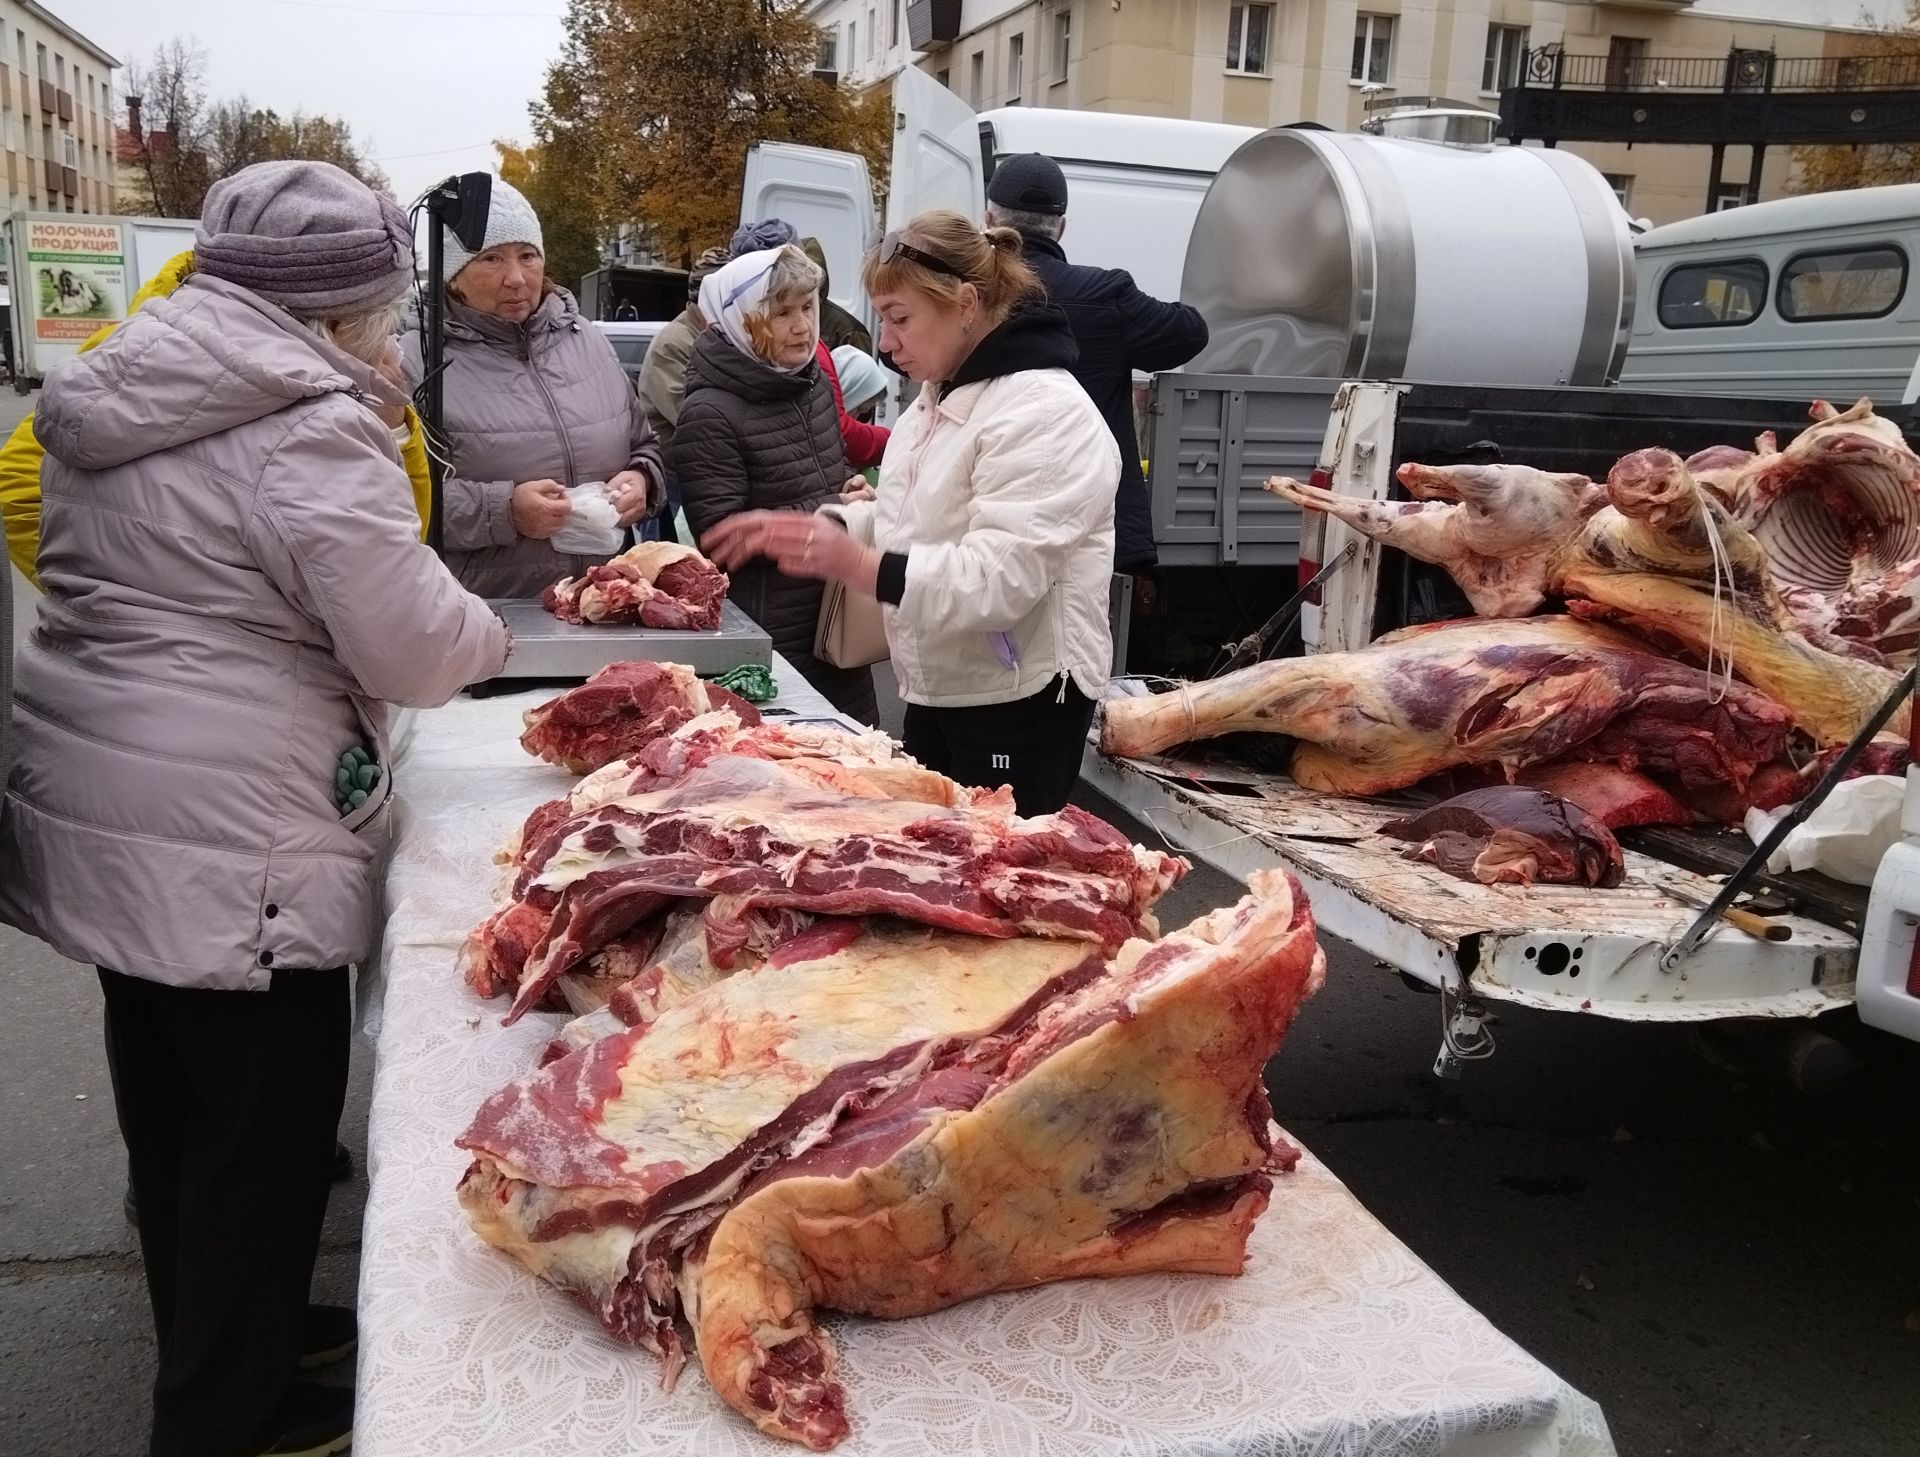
[54,0,567,203]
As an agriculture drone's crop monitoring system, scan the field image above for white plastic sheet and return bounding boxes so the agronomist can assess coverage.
[1744,774,1906,887]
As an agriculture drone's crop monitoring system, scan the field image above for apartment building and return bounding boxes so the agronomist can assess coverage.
[805,1,1908,226]
[0,1,117,219]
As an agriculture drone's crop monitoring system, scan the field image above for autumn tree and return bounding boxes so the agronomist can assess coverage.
[495,138,602,295]
[1791,2,1920,194]
[120,38,388,218]
[537,0,890,267]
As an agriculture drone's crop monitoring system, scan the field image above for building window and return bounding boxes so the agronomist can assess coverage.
[1008,34,1024,102]
[61,131,75,168]
[866,6,876,59]
[1713,182,1751,211]
[1656,258,1768,328]
[1352,15,1393,85]
[1483,25,1527,92]
[891,1,902,49]
[969,49,984,106]
[1607,36,1648,90]
[35,43,46,83]
[1602,173,1633,209]
[847,23,856,71]
[816,28,836,73]
[937,67,950,88]
[1052,5,1071,83]
[55,54,64,90]
[1779,246,1907,321]
[1227,4,1273,76]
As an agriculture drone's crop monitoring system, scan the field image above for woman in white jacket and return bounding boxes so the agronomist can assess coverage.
[705,210,1118,814]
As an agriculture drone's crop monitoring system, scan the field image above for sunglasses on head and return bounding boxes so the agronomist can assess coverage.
[877,231,971,281]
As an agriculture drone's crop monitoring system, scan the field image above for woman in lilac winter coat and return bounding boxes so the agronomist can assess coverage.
[0,161,508,1457]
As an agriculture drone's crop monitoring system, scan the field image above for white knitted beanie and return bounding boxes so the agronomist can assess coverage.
[441,176,544,284]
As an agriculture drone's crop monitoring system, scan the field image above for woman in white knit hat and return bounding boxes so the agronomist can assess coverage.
[403,177,665,598]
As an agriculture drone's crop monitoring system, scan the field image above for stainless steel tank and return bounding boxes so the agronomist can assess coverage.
[1181,127,1634,387]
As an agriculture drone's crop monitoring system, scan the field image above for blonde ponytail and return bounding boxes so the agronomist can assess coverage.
[862,210,1044,328]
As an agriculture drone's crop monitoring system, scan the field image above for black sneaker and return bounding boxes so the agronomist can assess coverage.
[251,1381,352,1457]
[299,1303,357,1371]
[124,1143,354,1223]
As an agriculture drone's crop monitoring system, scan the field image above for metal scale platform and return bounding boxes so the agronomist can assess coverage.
[487,598,772,680]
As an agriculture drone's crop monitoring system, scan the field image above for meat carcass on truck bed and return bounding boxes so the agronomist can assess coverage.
[458,870,1324,1449]
[1098,616,1794,797]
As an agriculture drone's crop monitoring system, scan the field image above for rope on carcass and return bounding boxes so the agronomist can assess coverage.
[1689,479,1739,705]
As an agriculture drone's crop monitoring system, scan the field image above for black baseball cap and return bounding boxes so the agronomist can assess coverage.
[986,153,1068,216]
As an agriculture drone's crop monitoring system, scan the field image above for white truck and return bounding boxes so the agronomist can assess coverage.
[2,209,195,390]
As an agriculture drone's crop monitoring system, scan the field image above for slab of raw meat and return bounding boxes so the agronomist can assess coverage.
[507,754,1185,1022]
[1733,399,1920,665]
[683,869,1324,1448]
[1266,461,1606,617]
[518,661,761,774]
[1098,616,1793,797]
[1270,412,1915,744]
[544,542,729,630]
[458,922,1114,1382]
[1379,786,1624,887]
[1516,762,1695,828]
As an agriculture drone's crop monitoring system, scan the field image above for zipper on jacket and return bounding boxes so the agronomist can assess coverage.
[522,329,578,488]
[796,398,838,502]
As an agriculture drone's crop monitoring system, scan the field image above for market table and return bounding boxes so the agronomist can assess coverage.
[353,663,1617,1457]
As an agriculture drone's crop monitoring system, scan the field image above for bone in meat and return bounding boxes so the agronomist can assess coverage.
[684,869,1324,1448]
[1097,616,1793,796]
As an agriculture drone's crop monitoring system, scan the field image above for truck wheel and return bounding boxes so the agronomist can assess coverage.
[1783,1026,1860,1099]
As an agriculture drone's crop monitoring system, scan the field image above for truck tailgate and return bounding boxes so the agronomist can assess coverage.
[1084,745,1856,1023]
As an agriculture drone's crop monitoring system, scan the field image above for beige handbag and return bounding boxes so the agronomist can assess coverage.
[814,580,890,669]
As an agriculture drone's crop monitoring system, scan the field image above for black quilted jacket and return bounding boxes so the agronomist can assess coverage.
[677,329,874,718]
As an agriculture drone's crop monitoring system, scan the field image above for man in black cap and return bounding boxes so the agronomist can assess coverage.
[985,152,1208,575]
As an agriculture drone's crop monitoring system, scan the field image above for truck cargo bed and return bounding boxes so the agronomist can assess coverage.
[1083,743,1856,1025]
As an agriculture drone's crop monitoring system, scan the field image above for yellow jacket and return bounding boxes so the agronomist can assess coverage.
[2,251,432,586]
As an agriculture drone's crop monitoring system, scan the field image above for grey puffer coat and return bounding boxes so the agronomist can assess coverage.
[676,329,875,720]
[0,273,509,990]
[404,287,663,599]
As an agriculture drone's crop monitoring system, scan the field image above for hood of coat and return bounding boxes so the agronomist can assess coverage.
[34,272,404,472]
[945,301,1079,391]
[443,284,583,349]
[687,323,818,405]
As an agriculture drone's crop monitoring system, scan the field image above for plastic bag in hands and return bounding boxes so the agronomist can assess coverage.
[548,481,625,558]
[1743,775,1905,887]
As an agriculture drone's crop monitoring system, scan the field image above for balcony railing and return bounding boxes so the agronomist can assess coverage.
[1519,46,1920,94]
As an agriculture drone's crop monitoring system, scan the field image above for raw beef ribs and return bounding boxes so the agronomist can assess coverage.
[506,754,1185,1022]
[1380,787,1625,887]
[544,542,729,630]
[1099,616,1793,796]
[458,870,1323,1449]
[518,661,761,774]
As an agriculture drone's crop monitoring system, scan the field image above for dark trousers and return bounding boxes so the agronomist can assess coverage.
[903,679,1096,816]
[99,966,351,1457]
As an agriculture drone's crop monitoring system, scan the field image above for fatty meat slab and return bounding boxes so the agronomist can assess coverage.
[459,870,1325,1450]
[505,754,1185,1022]
[1379,786,1624,888]
[1098,616,1793,797]
[544,541,730,630]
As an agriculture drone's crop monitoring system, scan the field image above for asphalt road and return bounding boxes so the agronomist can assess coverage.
[4,389,1920,1456]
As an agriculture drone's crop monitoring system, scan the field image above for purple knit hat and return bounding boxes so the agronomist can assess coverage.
[195,160,415,318]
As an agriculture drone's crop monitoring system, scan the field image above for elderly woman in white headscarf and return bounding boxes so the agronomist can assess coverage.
[677,244,876,721]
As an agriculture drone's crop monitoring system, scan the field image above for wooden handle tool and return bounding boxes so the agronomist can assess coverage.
[1665,882,1791,942]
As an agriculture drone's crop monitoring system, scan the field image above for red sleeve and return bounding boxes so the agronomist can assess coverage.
[816,340,891,471]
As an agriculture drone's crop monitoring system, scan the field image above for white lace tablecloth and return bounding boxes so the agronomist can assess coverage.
[354,674,1617,1457]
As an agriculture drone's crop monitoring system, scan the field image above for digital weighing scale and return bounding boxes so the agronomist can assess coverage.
[487,598,773,680]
